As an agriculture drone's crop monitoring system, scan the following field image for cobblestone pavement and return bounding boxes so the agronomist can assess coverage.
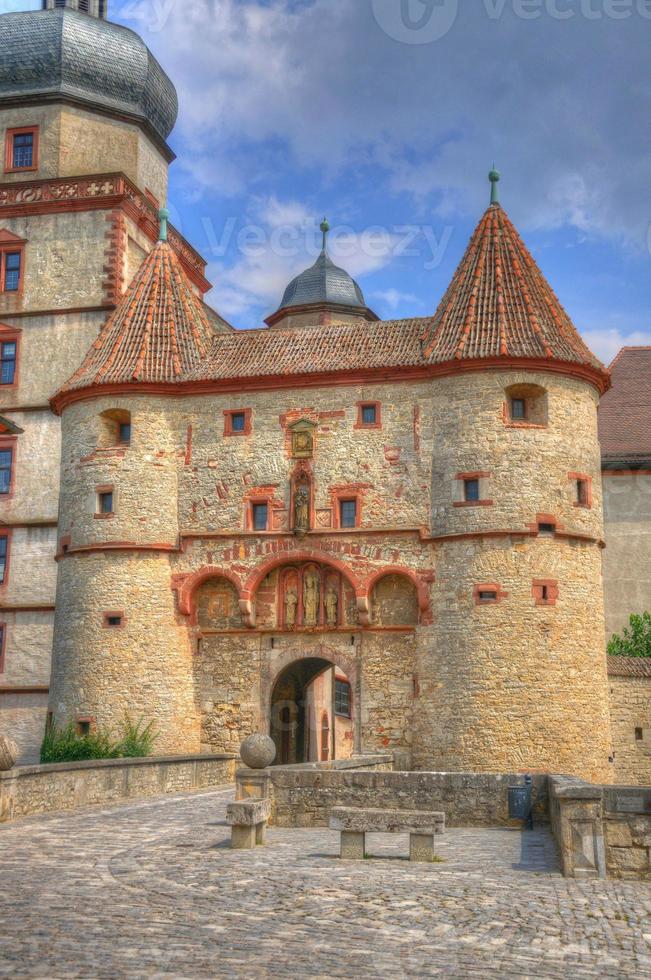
[1,788,650,979]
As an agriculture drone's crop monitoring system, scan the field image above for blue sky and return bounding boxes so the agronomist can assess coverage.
[17,0,651,362]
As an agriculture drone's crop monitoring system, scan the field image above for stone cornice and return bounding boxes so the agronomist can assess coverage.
[0,171,211,294]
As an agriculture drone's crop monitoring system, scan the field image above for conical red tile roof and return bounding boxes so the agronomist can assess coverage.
[421,203,607,380]
[57,241,216,396]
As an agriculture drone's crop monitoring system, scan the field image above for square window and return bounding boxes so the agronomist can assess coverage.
[340,499,357,528]
[335,679,351,718]
[0,449,12,495]
[361,404,377,425]
[98,491,113,515]
[118,422,131,444]
[0,536,7,584]
[511,397,527,420]
[0,342,16,385]
[464,478,480,502]
[252,503,268,531]
[231,412,246,432]
[3,252,21,293]
[12,132,34,169]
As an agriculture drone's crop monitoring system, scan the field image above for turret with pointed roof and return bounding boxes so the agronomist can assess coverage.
[53,213,226,410]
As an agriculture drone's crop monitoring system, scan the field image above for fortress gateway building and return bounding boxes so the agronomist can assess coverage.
[1,1,649,784]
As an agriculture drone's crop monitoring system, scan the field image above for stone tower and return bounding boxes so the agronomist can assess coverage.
[0,0,211,760]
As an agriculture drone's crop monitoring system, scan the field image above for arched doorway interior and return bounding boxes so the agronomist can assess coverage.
[270,657,353,765]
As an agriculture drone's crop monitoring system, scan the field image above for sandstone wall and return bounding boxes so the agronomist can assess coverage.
[49,553,199,754]
[0,691,48,765]
[0,753,235,824]
[0,104,168,203]
[609,668,651,785]
[602,472,651,638]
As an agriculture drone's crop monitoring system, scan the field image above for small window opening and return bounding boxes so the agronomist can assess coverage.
[118,422,131,445]
[12,132,34,169]
[231,412,246,433]
[538,522,555,536]
[577,479,588,506]
[635,727,643,741]
[361,404,377,425]
[252,502,268,531]
[541,585,549,602]
[77,720,91,737]
[2,252,21,293]
[511,397,527,420]
[464,478,480,502]
[0,342,16,385]
[106,615,122,628]
[479,590,498,602]
[98,491,113,515]
[0,449,13,495]
[335,679,352,718]
[340,499,357,528]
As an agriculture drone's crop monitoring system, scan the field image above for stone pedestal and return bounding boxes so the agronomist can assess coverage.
[409,833,435,862]
[340,830,366,860]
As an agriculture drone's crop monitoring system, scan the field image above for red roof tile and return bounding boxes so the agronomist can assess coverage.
[599,347,651,458]
[57,204,609,405]
[58,242,218,394]
[607,656,651,678]
[421,204,607,375]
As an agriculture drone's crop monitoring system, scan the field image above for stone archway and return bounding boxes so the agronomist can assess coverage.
[269,656,354,765]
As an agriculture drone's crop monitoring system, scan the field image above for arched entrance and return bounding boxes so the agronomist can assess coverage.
[269,657,354,765]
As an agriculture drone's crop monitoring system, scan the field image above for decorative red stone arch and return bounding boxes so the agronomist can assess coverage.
[241,549,362,601]
[361,566,432,618]
[176,566,244,618]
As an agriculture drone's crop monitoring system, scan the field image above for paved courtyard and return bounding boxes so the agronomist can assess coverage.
[0,788,650,978]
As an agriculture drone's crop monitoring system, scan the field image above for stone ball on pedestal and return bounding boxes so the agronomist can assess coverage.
[240,734,276,770]
[0,736,18,771]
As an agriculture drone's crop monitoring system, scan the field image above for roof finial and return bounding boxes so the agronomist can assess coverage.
[158,206,170,243]
[489,166,501,206]
[320,216,330,251]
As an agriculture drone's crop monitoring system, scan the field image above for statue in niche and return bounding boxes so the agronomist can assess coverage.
[303,571,320,627]
[284,588,298,629]
[294,484,310,535]
[325,587,339,628]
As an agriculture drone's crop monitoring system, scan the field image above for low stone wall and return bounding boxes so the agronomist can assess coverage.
[0,754,237,823]
[237,758,548,828]
[603,786,651,880]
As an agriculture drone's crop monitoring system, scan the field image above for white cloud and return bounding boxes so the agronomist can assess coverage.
[582,327,651,366]
[373,288,419,310]
[118,0,651,247]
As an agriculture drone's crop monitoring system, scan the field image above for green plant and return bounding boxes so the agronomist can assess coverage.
[115,716,158,758]
[607,612,651,659]
[40,715,157,764]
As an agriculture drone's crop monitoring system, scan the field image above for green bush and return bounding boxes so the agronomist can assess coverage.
[607,612,651,659]
[40,715,158,764]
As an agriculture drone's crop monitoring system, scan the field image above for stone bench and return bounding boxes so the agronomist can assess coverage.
[226,798,272,850]
[330,806,445,862]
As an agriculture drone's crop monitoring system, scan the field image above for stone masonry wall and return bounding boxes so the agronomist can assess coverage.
[602,472,651,638]
[609,672,651,785]
[0,754,235,824]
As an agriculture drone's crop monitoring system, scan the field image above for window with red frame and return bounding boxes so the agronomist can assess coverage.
[0,448,12,495]
[0,249,22,292]
[4,126,38,173]
[339,499,357,528]
[0,537,7,584]
[251,502,269,531]
[0,341,16,384]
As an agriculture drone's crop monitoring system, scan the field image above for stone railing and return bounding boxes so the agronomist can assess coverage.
[602,785,651,879]
[0,754,236,824]
[236,759,548,829]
